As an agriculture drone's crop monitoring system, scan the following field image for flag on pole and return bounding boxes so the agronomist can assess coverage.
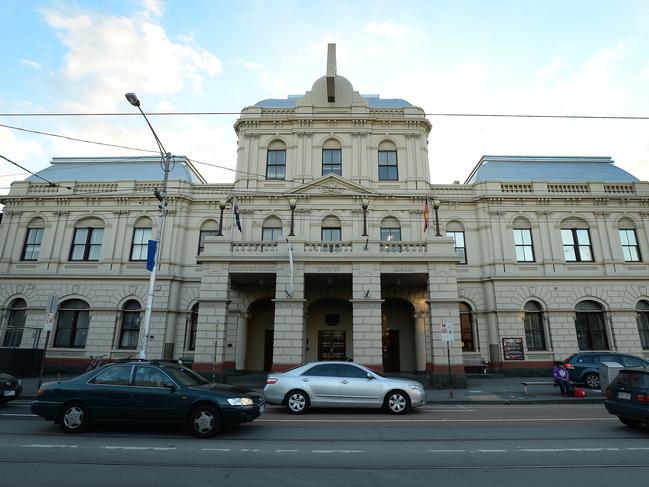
[233,195,242,232]
[287,239,294,296]
[423,197,429,233]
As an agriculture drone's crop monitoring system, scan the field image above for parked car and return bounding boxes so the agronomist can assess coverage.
[564,352,649,389]
[31,360,264,437]
[263,361,426,415]
[604,367,649,428]
[0,372,22,405]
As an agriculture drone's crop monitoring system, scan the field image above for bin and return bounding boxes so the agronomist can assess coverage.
[599,361,623,391]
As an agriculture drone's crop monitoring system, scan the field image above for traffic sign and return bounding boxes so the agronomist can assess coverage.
[441,321,455,343]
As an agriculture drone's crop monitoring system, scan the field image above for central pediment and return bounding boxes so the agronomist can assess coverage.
[287,174,376,195]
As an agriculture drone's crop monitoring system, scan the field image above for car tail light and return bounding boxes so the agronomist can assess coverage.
[266,377,278,385]
[605,389,613,399]
[636,394,649,403]
[36,389,46,397]
[564,363,574,369]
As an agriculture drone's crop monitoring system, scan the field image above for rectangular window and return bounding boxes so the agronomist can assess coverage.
[378,150,398,181]
[21,227,44,261]
[266,149,286,180]
[446,231,467,264]
[513,228,535,262]
[619,229,642,262]
[638,310,649,350]
[262,227,282,241]
[119,312,140,349]
[69,228,104,261]
[380,228,401,242]
[130,227,152,261]
[53,310,89,348]
[322,149,342,176]
[322,227,341,241]
[562,228,593,262]
[198,230,219,255]
[524,312,546,350]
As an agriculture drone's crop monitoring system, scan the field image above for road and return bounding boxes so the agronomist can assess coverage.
[1,399,648,486]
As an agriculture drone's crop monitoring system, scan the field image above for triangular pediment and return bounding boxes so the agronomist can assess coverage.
[288,174,376,195]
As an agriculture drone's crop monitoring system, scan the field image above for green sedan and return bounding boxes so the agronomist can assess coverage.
[31,361,264,438]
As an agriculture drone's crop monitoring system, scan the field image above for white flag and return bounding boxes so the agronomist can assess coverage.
[287,240,294,296]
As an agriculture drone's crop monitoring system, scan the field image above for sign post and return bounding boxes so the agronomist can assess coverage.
[441,322,455,398]
[38,295,57,389]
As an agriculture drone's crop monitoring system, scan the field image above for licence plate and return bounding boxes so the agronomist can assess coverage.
[3,390,15,397]
[618,392,631,400]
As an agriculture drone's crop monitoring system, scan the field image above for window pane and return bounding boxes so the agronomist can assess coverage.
[513,229,524,245]
[515,247,526,262]
[74,228,88,244]
[90,228,104,244]
[579,245,592,261]
[564,246,576,261]
[619,229,630,245]
[93,366,132,386]
[338,365,368,379]
[304,364,338,377]
[575,229,590,245]
[561,229,574,245]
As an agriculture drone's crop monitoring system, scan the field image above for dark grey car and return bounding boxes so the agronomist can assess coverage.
[564,352,649,389]
[263,361,425,415]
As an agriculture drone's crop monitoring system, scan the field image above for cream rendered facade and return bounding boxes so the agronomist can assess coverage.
[2,47,649,384]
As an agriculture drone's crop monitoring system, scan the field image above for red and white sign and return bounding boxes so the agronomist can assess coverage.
[440,322,455,343]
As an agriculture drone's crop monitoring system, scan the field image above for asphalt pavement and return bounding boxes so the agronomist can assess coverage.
[17,372,605,404]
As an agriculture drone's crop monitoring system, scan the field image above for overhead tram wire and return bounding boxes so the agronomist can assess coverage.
[0,154,71,189]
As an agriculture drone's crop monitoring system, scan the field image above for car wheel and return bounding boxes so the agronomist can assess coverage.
[619,416,643,428]
[384,390,411,415]
[584,373,600,389]
[60,402,90,434]
[285,390,310,414]
[188,404,221,438]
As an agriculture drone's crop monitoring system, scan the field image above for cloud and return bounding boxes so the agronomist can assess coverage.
[20,59,43,70]
[242,61,263,71]
[364,20,407,38]
[536,58,562,78]
[142,0,164,18]
[0,127,46,190]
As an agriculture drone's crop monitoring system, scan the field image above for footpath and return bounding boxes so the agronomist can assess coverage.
[18,373,605,405]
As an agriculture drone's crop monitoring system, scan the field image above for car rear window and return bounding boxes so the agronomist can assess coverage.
[615,371,649,389]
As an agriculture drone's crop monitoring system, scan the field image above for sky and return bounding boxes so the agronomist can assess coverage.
[1,0,649,196]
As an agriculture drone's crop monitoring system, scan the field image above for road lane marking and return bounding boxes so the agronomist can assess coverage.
[1,413,37,417]
[312,450,363,454]
[21,444,77,448]
[102,446,175,451]
[276,449,299,453]
[256,417,615,423]
[201,448,231,452]
[428,449,468,453]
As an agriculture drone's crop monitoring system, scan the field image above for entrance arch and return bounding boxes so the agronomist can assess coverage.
[382,298,416,372]
[245,298,275,371]
[306,298,352,363]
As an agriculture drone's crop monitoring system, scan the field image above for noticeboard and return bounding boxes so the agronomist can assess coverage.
[502,337,525,361]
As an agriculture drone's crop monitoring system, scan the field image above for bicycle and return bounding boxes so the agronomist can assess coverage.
[86,354,108,371]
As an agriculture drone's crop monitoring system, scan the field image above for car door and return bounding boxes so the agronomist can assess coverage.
[336,364,381,407]
[299,364,339,406]
[82,365,134,422]
[129,366,188,423]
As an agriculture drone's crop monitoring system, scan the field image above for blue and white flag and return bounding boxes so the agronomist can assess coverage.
[287,240,294,296]
[233,195,242,232]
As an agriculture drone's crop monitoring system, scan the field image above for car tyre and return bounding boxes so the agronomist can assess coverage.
[188,404,221,438]
[285,390,310,414]
[384,390,411,415]
[584,373,600,389]
[60,402,90,434]
[618,416,643,428]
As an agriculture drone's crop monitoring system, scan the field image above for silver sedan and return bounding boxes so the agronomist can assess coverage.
[263,361,426,414]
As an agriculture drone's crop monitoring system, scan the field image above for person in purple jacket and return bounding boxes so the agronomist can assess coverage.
[553,361,574,396]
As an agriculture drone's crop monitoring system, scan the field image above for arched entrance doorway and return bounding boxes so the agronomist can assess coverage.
[245,298,275,371]
[382,298,416,372]
[306,298,352,362]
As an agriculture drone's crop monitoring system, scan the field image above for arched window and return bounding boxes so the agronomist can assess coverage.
[322,139,342,176]
[2,298,26,347]
[523,301,546,350]
[266,140,286,180]
[513,218,535,262]
[262,216,283,241]
[198,219,219,255]
[186,303,199,351]
[459,302,475,352]
[637,300,649,350]
[575,300,608,350]
[446,221,466,264]
[53,299,90,348]
[321,215,342,241]
[118,300,141,350]
[380,217,401,242]
[70,217,104,261]
[378,140,398,181]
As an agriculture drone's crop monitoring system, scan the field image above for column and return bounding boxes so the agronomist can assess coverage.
[272,244,305,371]
[235,312,248,370]
[351,263,383,371]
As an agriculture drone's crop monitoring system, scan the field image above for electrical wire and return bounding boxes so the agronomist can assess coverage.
[0,154,71,189]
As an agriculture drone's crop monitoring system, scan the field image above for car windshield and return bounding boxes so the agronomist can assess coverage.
[165,366,210,386]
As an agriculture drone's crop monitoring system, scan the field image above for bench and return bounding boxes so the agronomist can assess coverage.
[521,381,555,396]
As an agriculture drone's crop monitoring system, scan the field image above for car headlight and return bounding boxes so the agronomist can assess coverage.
[227,397,254,406]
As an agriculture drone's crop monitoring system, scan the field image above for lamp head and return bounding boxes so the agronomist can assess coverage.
[288,198,297,210]
[432,198,441,209]
[125,92,141,107]
[361,198,369,209]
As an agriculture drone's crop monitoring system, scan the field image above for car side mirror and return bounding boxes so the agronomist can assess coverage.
[165,384,176,392]
[366,373,374,380]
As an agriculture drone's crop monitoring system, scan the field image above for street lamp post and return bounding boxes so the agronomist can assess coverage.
[432,198,441,236]
[288,199,297,237]
[125,92,172,360]
[361,198,369,237]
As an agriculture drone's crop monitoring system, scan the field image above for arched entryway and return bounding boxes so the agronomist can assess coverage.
[305,298,352,362]
[381,298,416,372]
[245,298,275,371]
